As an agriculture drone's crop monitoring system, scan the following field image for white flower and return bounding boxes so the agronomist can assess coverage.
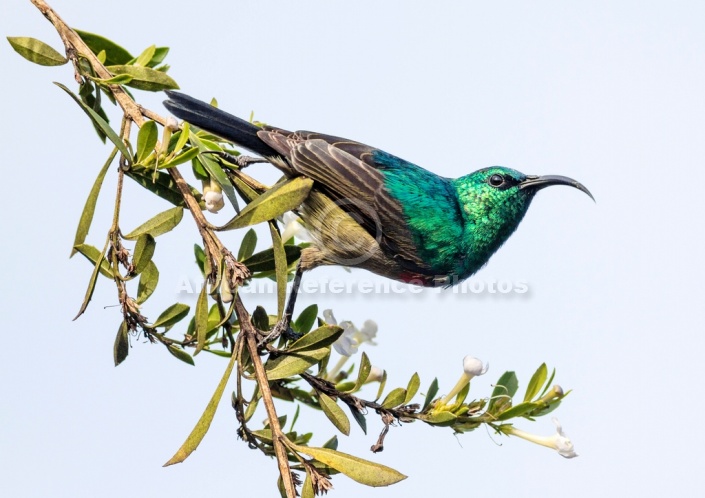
[355,320,378,345]
[504,418,578,458]
[463,356,488,377]
[322,309,337,325]
[334,321,359,356]
[439,354,488,405]
[365,366,385,383]
[281,212,311,242]
[204,190,224,213]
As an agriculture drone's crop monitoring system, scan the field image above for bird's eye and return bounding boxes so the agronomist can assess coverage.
[488,174,505,187]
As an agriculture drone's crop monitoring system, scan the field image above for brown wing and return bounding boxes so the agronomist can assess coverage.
[257,128,431,274]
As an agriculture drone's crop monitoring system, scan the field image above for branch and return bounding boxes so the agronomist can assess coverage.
[235,295,297,497]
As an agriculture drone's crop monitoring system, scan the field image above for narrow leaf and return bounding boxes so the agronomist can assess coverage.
[318,393,351,436]
[381,388,407,409]
[423,378,439,410]
[497,401,539,421]
[152,303,190,328]
[132,234,155,276]
[237,228,258,261]
[73,241,111,320]
[287,325,343,353]
[193,285,209,355]
[347,352,371,393]
[71,148,116,256]
[294,304,318,334]
[288,443,406,487]
[123,206,183,240]
[136,120,158,163]
[524,363,548,402]
[220,177,313,230]
[54,83,131,159]
[126,168,188,207]
[74,243,113,278]
[265,347,330,381]
[75,30,133,65]
[269,222,286,319]
[159,147,199,169]
[7,37,67,66]
[106,64,179,91]
[166,345,194,365]
[134,45,156,67]
[240,245,301,273]
[404,373,421,405]
[163,349,237,466]
[113,321,129,366]
[136,260,159,304]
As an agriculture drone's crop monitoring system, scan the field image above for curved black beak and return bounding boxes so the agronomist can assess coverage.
[519,175,595,202]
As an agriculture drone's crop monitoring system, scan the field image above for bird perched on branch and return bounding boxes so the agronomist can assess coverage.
[164,91,593,334]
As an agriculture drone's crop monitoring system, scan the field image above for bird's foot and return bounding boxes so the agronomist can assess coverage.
[257,320,302,348]
[203,150,267,169]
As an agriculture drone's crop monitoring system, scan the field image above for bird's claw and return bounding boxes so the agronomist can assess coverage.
[203,150,268,169]
[257,320,301,348]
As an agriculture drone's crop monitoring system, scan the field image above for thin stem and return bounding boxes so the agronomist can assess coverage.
[235,295,297,498]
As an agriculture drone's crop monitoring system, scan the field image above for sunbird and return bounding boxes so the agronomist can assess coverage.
[164,91,593,335]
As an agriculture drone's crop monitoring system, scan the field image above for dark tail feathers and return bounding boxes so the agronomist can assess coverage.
[163,91,279,158]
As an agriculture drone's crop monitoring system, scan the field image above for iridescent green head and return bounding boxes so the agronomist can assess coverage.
[454,166,593,275]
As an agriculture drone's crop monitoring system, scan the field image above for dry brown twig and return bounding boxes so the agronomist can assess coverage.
[28,1,297,496]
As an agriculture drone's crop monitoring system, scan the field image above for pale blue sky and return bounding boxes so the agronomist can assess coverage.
[2,1,704,497]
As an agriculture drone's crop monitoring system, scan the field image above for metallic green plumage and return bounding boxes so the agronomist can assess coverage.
[163,91,593,287]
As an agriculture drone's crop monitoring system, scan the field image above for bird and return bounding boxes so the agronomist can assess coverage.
[163,91,593,333]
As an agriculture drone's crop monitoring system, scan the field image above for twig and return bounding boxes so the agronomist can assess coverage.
[235,295,297,497]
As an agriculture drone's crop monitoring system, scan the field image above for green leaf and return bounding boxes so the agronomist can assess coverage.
[113,321,129,366]
[125,169,188,207]
[159,147,199,169]
[238,228,258,261]
[496,401,539,421]
[322,436,338,450]
[7,37,67,66]
[136,260,159,304]
[318,393,351,436]
[71,148,116,256]
[488,371,519,414]
[166,344,194,365]
[404,373,421,405]
[74,30,133,65]
[422,411,457,425]
[240,245,301,273]
[106,64,179,91]
[193,285,209,355]
[381,388,407,409]
[123,206,183,240]
[73,241,110,320]
[194,244,205,275]
[55,83,131,159]
[136,120,158,163]
[73,243,113,278]
[269,223,287,319]
[293,304,318,334]
[347,352,371,393]
[422,378,439,410]
[265,347,330,381]
[152,303,190,328]
[252,306,270,331]
[288,443,406,487]
[163,350,236,466]
[302,470,314,498]
[220,177,314,230]
[524,363,548,402]
[539,368,557,398]
[132,234,155,276]
[134,44,156,67]
[87,73,133,86]
[287,325,344,353]
[348,404,367,434]
[173,123,190,152]
[147,46,169,67]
